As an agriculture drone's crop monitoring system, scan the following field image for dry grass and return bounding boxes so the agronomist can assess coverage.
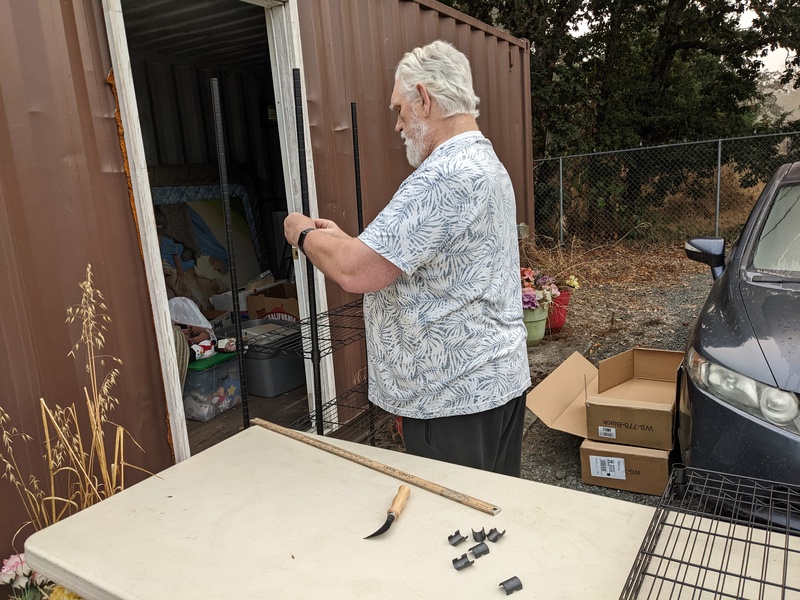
[0,264,147,550]
[519,234,707,290]
[519,236,592,285]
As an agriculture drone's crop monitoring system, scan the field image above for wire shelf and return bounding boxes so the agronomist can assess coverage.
[245,299,365,359]
[620,465,800,599]
[288,381,396,446]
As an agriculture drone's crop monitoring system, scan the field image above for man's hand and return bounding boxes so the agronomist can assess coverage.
[284,212,316,247]
[283,211,402,293]
[313,218,351,239]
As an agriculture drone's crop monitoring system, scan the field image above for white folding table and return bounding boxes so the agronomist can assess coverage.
[25,425,655,599]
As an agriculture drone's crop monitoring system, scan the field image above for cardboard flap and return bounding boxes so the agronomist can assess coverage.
[632,349,684,381]
[589,377,676,410]
[526,352,597,438]
[597,349,634,393]
[598,348,684,392]
[587,394,673,413]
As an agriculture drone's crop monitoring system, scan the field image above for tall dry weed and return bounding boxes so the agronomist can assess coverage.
[0,264,147,549]
[519,236,593,286]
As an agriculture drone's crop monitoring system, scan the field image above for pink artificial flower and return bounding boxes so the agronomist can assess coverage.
[520,267,536,285]
[1,553,31,588]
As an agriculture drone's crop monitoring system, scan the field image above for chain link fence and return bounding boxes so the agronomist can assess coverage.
[532,132,800,244]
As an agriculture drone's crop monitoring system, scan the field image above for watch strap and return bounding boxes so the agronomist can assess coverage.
[297,227,315,253]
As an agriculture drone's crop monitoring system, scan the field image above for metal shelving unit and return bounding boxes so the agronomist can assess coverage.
[257,76,388,443]
[288,381,394,445]
[245,301,392,445]
[245,298,366,359]
[620,465,800,599]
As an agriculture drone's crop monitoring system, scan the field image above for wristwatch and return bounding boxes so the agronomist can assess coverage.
[297,227,315,254]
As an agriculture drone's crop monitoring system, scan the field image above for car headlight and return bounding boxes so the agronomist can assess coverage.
[686,347,800,433]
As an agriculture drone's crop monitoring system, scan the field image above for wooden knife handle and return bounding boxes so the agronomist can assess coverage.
[389,485,411,517]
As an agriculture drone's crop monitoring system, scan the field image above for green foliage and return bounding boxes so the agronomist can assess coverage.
[447,0,799,156]
[444,0,800,239]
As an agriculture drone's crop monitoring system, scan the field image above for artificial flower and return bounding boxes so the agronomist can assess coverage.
[0,553,30,588]
[520,268,560,310]
[49,586,84,600]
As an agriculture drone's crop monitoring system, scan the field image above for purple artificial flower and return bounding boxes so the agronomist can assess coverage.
[521,287,539,309]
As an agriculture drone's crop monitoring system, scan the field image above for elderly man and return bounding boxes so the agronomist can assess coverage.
[284,40,530,476]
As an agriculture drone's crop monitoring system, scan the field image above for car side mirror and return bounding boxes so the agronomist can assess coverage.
[685,237,725,280]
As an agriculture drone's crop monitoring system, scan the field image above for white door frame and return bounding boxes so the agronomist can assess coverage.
[100,0,336,462]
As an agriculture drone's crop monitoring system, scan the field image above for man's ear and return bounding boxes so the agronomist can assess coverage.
[416,83,432,117]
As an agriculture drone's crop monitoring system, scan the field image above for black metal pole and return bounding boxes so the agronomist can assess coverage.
[294,69,324,435]
[351,103,365,235]
[210,77,249,429]
[352,102,376,444]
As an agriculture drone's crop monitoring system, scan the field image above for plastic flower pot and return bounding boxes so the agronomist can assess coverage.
[546,288,571,333]
[523,306,548,346]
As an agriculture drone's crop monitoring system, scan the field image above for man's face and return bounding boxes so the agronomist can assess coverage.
[390,80,430,168]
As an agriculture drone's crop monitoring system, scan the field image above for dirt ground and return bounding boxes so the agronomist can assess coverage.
[520,240,712,505]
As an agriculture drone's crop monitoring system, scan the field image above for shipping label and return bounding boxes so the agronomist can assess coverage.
[598,426,617,439]
[589,455,626,480]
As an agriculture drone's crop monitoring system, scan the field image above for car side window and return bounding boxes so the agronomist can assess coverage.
[750,183,800,274]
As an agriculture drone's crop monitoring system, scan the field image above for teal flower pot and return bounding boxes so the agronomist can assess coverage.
[523,306,548,346]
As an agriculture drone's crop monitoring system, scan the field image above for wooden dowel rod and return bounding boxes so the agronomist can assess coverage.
[252,418,500,516]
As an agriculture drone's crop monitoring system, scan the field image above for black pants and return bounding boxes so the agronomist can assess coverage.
[401,393,526,477]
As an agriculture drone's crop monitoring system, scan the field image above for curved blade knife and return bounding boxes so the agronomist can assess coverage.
[364,485,411,539]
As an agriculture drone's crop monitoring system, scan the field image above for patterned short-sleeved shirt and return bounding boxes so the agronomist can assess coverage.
[358,131,531,419]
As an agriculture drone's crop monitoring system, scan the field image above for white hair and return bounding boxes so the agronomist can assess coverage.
[394,40,480,119]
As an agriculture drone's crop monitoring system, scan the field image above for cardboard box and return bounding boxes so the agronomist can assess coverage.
[246,282,300,322]
[526,348,683,450]
[201,309,233,332]
[587,349,683,450]
[209,277,278,314]
[580,439,669,496]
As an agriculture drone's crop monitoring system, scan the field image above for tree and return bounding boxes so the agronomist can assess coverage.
[444,0,800,157]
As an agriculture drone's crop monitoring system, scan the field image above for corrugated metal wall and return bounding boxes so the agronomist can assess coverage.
[296,0,533,397]
[300,0,532,228]
[0,0,174,563]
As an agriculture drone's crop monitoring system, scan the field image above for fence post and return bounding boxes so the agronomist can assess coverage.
[715,139,722,237]
[559,157,564,244]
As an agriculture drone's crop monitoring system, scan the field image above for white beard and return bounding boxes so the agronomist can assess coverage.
[401,115,430,169]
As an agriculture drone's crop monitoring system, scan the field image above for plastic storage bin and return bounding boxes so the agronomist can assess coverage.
[182,353,242,422]
[220,319,305,398]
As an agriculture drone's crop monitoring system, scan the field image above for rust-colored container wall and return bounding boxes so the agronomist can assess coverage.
[0,0,174,564]
[297,0,533,395]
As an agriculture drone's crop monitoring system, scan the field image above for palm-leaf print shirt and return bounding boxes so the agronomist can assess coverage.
[358,131,531,418]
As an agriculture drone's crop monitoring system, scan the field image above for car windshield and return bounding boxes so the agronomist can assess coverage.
[749,182,800,276]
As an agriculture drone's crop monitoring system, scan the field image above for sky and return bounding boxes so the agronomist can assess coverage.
[740,10,792,73]
[760,49,792,73]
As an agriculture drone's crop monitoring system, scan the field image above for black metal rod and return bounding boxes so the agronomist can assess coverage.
[293,68,324,435]
[210,77,249,429]
[352,102,375,444]
[351,103,365,234]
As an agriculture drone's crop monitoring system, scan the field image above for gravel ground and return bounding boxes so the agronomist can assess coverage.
[519,251,713,507]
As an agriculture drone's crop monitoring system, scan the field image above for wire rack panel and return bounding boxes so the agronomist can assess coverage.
[245,299,365,359]
[288,381,395,446]
[620,466,800,599]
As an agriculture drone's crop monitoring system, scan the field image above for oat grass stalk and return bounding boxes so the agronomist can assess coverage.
[0,263,150,549]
